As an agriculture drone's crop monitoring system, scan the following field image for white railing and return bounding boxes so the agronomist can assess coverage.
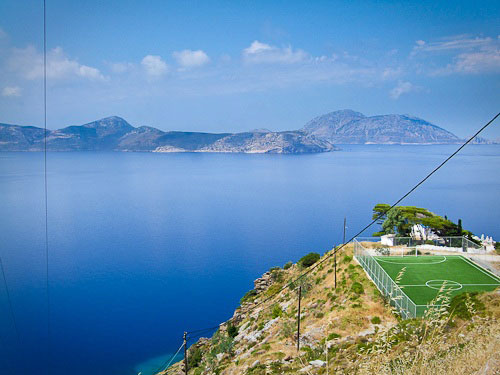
[390,236,485,253]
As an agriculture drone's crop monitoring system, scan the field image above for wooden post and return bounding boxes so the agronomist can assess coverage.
[183,332,188,375]
[334,249,337,289]
[297,285,302,352]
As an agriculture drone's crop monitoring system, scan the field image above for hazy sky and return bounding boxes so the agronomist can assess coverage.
[0,0,499,138]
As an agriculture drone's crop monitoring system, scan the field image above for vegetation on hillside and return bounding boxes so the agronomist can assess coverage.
[158,244,500,375]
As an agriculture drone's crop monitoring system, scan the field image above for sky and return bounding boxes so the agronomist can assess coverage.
[0,0,499,138]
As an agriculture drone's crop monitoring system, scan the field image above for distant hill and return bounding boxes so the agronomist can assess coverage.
[0,116,335,154]
[1,110,494,152]
[302,109,462,144]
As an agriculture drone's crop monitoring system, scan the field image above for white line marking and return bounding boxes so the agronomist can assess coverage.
[459,256,500,283]
[401,283,500,287]
[425,279,462,291]
[375,256,447,265]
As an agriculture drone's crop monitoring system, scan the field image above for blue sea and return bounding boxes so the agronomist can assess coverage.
[0,145,499,375]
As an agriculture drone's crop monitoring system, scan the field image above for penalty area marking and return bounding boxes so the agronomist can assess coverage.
[375,256,447,265]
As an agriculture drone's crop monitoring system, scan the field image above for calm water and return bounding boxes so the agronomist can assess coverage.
[0,145,499,375]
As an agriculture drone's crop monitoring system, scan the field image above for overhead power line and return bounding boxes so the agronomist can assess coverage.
[154,341,185,375]
[43,0,51,374]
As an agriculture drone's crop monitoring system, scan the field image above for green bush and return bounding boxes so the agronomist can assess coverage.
[283,261,293,270]
[448,292,485,320]
[227,323,239,338]
[299,252,321,268]
[246,364,267,375]
[342,255,352,264]
[265,283,282,297]
[371,316,381,324]
[351,282,364,295]
[240,289,258,305]
[188,346,203,368]
[271,269,284,283]
[271,304,283,318]
[327,332,341,340]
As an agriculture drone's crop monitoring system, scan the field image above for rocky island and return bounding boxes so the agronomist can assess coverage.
[0,109,490,153]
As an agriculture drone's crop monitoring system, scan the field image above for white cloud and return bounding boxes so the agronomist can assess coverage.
[382,67,402,80]
[141,55,169,76]
[8,45,106,81]
[434,43,500,75]
[450,48,500,74]
[244,41,273,55]
[411,35,500,75]
[109,61,134,74]
[242,40,308,64]
[412,36,493,54]
[173,49,210,68]
[390,80,415,99]
[2,86,21,97]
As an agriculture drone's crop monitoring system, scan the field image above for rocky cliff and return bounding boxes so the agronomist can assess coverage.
[157,243,500,375]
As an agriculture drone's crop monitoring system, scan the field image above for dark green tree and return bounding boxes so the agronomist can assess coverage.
[372,204,476,238]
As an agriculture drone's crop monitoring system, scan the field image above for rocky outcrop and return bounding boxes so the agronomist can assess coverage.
[253,272,273,292]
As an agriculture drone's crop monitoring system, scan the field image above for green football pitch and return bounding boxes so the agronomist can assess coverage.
[373,255,500,308]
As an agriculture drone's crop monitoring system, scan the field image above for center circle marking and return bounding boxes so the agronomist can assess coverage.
[425,279,463,291]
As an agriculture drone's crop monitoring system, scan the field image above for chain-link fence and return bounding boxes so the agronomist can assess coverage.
[353,239,417,319]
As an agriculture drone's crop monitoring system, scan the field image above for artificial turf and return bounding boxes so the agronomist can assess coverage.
[373,255,500,307]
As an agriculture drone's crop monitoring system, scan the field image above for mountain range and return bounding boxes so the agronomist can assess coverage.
[0,110,491,153]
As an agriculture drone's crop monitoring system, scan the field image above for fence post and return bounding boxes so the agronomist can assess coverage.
[183,332,188,375]
[297,285,302,352]
[334,249,337,289]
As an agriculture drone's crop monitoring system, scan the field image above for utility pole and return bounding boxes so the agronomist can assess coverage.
[183,332,188,375]
[297,285,302,352]
[334,247,337,289]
